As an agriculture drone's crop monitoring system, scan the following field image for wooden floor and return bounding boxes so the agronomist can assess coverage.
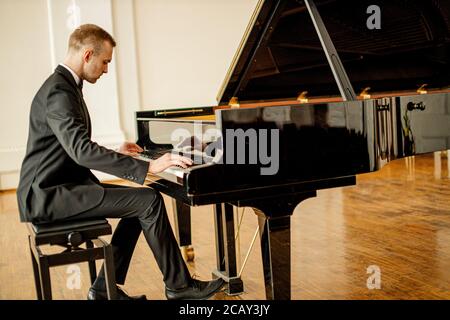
[1,152,449,300]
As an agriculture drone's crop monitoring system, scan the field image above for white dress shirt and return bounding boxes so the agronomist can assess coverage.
[59,63,81,86]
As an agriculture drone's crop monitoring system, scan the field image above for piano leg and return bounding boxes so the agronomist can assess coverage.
[171,199,194,262]
[212,203,244,295]
[255,213,291,300]
[247,191,316,300]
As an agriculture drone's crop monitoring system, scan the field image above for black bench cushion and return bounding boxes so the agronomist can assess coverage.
[31,219,108,234]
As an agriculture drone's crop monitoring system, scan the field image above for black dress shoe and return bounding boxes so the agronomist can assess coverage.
[87,286,147,300]
[165,278,225,300]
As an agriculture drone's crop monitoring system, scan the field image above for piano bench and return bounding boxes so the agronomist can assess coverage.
[26,218,117,300]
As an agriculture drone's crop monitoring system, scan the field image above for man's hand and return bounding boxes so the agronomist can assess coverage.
[117,142,143,156]
[148,153,193,175]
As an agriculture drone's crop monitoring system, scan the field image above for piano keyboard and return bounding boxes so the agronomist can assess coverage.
[140,149,215,165]
[136,154,185,179]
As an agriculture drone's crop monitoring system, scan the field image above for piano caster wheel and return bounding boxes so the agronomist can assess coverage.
[182,246,195,262]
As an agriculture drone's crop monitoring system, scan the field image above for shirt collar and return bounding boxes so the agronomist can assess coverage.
[59,63,81,86]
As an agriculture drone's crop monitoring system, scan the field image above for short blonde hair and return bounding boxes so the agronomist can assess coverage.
[68,24,116,54]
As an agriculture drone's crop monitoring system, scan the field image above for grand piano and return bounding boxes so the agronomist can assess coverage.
[135,0,450,299]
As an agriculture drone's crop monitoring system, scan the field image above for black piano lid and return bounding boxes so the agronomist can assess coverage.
[217,0,450,105]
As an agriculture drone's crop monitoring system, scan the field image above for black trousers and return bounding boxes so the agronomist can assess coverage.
[70,183,191,290]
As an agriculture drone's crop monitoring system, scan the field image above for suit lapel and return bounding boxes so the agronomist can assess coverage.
[80,96,92,138]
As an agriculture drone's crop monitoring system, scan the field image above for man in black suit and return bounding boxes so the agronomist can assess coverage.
[17,24,223,300]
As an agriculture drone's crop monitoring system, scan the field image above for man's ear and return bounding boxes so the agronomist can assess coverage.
[83,49,93,63]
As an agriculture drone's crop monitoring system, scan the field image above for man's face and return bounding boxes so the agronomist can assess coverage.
[82,40,113,84]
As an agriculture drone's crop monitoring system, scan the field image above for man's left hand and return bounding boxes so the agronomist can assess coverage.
[117,142,143,156]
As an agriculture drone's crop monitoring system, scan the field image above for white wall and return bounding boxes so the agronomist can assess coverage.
[111,0,142,140]
[133,0,257,109]
[0,0,258,190]
[0,0,52,189]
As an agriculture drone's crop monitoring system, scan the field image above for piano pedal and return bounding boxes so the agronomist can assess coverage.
[181,245,195,262]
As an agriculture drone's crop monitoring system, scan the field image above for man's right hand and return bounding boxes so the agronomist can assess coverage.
[147,153,193,175]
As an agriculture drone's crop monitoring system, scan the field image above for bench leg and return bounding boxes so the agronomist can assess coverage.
[28,236,43,300]
[38,255,52,300]
[85,240,97,285]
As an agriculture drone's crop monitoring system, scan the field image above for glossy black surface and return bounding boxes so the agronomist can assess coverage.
[143,94,449,202]
[258,215,291,300]
[179,92,449,196]
[148,174,355,207]
[218,0,450,103]
[141,93,448,301]
[135,0,450,300]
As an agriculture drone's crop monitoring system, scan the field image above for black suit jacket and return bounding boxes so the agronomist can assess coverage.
[17,65,149,223]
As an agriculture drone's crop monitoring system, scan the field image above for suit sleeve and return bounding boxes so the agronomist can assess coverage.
[46,82,150,185]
